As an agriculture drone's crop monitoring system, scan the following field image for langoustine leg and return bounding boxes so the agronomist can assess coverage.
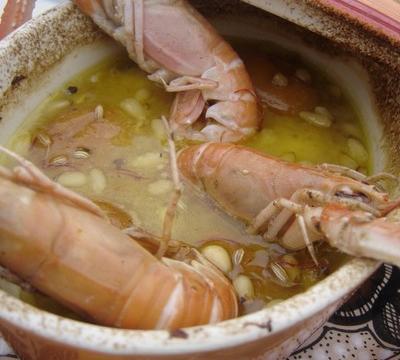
[178,143,400,267]
[74,0,262,142]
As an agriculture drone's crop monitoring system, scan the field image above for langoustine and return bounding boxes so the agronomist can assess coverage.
[73,0,261,142]
[0,146,238,330]
[178,143,400,267]
[0,0,36,39]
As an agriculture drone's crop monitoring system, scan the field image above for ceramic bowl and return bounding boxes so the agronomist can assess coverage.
[0,1,398,359]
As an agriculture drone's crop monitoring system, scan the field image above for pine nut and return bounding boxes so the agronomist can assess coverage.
[90,168,107,194]
[233,275,254,299]
[347,138,368,164]
[120,98,146,122]
[201,245,232,273]
[57,171,87,187]
[94,105,104,120]
[299,111,332,128]
[147,179,173,195]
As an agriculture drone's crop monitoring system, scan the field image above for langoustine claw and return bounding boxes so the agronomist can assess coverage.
[74,0,262,142]
[178,143,400,267]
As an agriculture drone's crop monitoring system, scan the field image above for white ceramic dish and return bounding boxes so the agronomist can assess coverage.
[0,1,398,359]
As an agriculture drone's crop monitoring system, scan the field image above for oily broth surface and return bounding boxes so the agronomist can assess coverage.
[4,43,368,317]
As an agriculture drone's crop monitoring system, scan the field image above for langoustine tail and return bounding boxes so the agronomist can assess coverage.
[0,0,36,39]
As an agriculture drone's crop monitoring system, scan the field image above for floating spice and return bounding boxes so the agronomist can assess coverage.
[48,155,68,167]
[233,248,245,266]
[35,132,52,147]
[269,262,290,284]
[67,86,78,94]
[72,147,91,160]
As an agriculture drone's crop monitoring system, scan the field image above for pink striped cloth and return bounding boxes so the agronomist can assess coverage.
[320,0,400,40]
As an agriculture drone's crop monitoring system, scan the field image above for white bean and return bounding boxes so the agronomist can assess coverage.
[339,153,358,170]
[46,99,71,113]
[57,171,87,187]
[151,119,166,140]
[272,73,288,87]
[201,245,232,273]
[299,111,332,128]
[130,152,163,168]
[314,106,333,120]
[12,132,32,156]
[340,123,360,137]
[147,179,173,195]
[347,138,368,164]
[295,68,311,83]
[135,88,151,103]
[233,275,254,299]
[120,98,146,122]
[89,168,107,194]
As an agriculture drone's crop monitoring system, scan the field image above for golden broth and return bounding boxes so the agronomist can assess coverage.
[3,42,368,318]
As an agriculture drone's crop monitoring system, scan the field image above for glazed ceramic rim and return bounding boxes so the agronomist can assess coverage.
[0,259,378,355]
[0,2,380,355]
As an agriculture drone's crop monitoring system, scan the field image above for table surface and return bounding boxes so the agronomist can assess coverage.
[0,1,399,359]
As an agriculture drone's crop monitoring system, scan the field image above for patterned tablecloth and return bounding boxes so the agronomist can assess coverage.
[0,1,399,359]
